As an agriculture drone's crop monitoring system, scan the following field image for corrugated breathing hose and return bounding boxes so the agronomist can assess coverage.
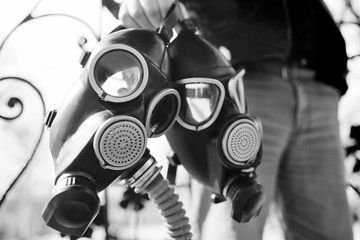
[124,156,193,240]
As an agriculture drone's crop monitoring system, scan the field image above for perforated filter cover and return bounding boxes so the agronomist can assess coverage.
[222,118,261,166]
[94,116,147,170]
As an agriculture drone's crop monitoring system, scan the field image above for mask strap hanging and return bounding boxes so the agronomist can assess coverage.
[166,151,181,185]
[158,0,196,42]
[157,1,179,42]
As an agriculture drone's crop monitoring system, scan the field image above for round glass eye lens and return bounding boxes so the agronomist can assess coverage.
[94,50,143,98]
[149,93,179,136]
[178,83,221,126]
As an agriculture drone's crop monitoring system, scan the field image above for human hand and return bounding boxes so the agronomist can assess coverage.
[118,0,189,29]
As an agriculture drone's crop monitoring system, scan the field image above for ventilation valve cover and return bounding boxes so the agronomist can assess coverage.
[222,118,261,167]
[94,116,147,170]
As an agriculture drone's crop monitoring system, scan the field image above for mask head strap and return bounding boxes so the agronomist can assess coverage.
[158,0,197,42]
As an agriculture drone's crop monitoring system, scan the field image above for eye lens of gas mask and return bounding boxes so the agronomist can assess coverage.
[95,52,141,97]
[146,90,180,137]
[89,44,148,102]
[176,78,225,131]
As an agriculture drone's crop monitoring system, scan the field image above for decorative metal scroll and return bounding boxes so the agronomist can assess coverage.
[0,0,100,207]
[0,79,24,121]
[0,0,101,55]
[0,76,46,205]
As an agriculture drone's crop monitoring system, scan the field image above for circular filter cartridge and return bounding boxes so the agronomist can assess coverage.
[222,118,261,167]
[94,116,147,170]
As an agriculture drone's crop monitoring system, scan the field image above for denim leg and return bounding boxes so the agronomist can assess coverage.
[228,71,297,240]
[196,70,353,240]
[197,71,296,240]
[277,80,353,240]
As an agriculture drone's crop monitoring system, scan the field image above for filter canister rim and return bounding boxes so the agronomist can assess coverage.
[93,115,147,170]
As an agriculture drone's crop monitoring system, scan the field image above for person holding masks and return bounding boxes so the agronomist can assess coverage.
[118,0,354,239]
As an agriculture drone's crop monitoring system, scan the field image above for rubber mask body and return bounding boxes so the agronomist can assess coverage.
[42,28,180,237]
[165,24,264,222]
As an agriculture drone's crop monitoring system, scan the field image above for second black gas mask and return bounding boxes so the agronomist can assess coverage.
[41,28,193,238]
[164,18,265,223]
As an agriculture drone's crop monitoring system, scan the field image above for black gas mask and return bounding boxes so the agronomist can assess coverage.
[42,28,192,239]
[163,16,265,223]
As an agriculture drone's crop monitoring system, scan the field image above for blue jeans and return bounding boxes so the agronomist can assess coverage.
[191,65,354,240]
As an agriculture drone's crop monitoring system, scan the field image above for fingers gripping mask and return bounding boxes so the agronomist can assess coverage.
[164,20,265,223]
[41,28,190,237]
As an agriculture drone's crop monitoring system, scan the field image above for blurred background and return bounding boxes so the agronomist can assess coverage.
[0,0,359,239]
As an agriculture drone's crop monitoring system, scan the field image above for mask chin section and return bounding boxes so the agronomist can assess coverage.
[225,176,265,223]
[42,172,100,237]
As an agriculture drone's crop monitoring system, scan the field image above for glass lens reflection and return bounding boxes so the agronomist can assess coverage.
[101,67,140,96]
[179,83,220,126]
[149,94,179,135]
[94,50,143,98]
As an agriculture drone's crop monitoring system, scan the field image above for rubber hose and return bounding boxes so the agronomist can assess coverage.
[141,174,193,240]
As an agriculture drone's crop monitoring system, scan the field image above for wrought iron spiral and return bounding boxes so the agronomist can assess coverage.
[0,76,46,207]
[0,0,100,208]
[0,77,26,121]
